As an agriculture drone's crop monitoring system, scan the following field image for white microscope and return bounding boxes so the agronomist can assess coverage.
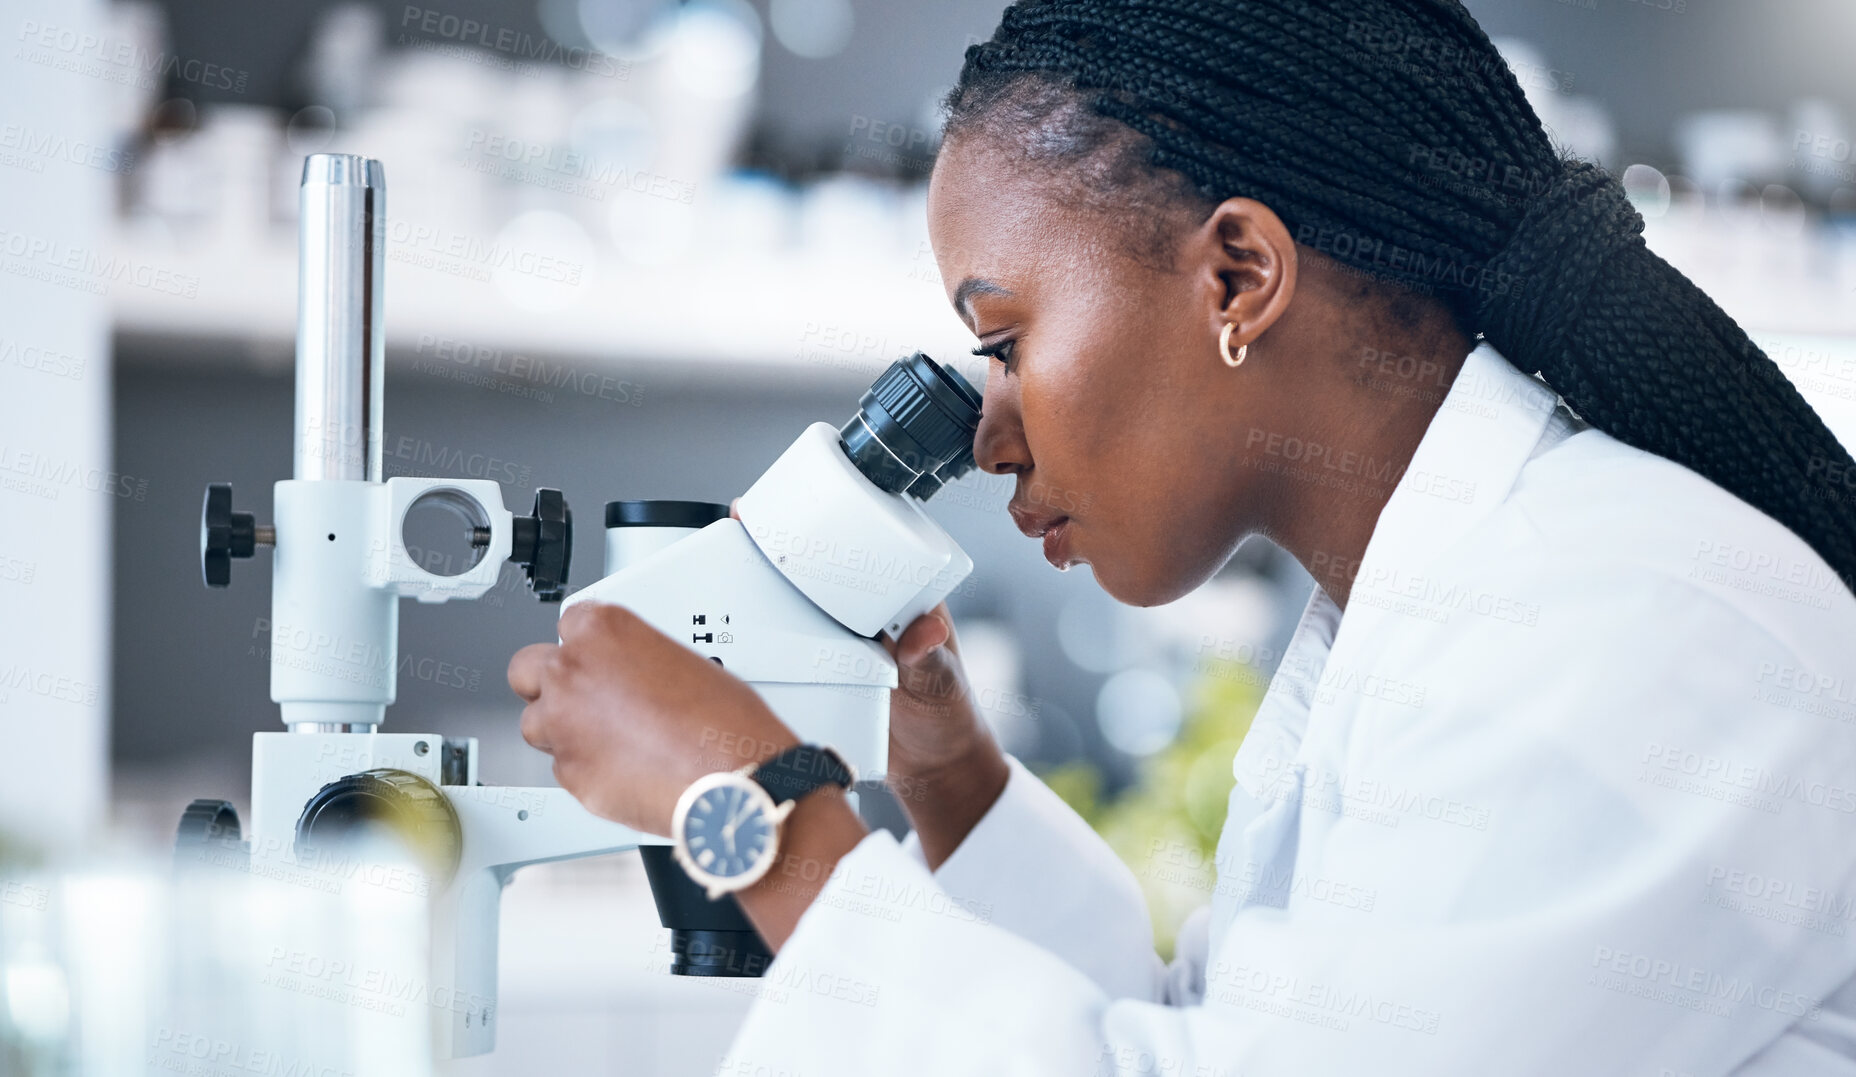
[179,153,981,1061]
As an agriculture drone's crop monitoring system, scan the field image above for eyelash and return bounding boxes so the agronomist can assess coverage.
[972,339,1018,372]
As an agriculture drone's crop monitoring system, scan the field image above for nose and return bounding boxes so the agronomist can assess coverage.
[972,374,1029,477]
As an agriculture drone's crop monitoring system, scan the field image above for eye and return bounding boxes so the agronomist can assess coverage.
[971,338,1018,373]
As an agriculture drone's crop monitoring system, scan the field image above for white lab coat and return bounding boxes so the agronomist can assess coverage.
[720,343,1856,1076]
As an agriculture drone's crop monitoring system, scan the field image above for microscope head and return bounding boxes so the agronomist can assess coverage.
[568,353,982,978]
[735,352,981,640]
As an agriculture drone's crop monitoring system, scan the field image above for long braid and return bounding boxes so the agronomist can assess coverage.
[947,0,1856,594]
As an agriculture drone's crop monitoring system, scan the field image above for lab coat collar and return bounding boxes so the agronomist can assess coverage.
[1232,344,1561,786]
[1339,343,1561,622]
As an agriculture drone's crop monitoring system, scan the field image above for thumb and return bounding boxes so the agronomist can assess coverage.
[887,607,969,701]
[895,610,951,666]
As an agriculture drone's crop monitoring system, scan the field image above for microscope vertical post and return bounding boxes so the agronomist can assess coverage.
[273,154,397,733]
[294,153,385,484]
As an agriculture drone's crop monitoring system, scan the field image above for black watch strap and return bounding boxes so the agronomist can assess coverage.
[750,744,854,806]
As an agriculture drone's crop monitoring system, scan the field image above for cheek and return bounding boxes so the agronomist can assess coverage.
[1039,280,1210,440]
[1037,427,1214,594]
[1024,320,1215,509]
[1019,317,1156,459]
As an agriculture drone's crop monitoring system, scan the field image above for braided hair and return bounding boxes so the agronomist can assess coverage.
[944,0,1856,595]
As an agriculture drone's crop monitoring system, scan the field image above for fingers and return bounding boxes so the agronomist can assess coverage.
[556,601,606,642]
[559,601,655,653]
[519,701,551,752]
[729,498,741,520]
[508,642,557,702]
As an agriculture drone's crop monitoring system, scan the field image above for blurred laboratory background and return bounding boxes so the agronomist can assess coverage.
[3,0,1855,1072]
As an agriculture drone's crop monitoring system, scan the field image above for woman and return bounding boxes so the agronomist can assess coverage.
[510,0,1856,1071]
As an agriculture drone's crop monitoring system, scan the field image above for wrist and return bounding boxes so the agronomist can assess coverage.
[896,727,1007,801]
[734,785,868,951]
[690,721,800,780]
[892,735,1009,870]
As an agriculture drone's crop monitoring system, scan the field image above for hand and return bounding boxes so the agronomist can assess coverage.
[877,604,1011,867]
[879,603,992,779]
[508,602,800,837]
[724,499,1001,788]
[724,500,1006,868]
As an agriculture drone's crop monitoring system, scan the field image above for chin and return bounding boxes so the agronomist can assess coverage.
[1086,557,1206,608]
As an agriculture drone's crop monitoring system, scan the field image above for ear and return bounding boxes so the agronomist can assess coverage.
[1191,197,1298,354]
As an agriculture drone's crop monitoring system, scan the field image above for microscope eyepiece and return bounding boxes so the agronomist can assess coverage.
[839,352,982,501]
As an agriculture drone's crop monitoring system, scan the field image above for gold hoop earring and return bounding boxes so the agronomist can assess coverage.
[1219,322,1248,368]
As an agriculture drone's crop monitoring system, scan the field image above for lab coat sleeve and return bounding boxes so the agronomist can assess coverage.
[719,829,1224,1077]
[719,568,1856,1076]
[893,754,1169,1002]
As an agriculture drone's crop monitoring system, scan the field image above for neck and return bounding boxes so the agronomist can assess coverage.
[1262,338,1472,611]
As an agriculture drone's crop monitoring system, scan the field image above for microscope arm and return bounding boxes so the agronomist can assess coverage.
[434,786,651,1059]
[449,785,651,874]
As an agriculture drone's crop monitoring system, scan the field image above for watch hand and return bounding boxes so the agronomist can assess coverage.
[724,792,756,832]
[720,791,754,853]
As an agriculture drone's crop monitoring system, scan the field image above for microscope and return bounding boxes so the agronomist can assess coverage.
[178,154,980,1060]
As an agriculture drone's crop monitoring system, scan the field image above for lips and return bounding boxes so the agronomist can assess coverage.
[1008,502,1075,569]
[1041,518,1074,569]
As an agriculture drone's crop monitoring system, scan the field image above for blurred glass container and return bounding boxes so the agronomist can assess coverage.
[636,1,761,205]
[105,2,167,146]
[299,3,386,122]
[696,171,797,264]
[797,174,905,267]
[136,104,280,251]
[1675,109,1789,191]
[1789,98,1853,204]
[2,847,438,1077]
[127,100,208,236]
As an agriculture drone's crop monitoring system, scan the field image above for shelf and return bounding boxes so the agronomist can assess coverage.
[108,228,980,385]
[108,210,1856,386]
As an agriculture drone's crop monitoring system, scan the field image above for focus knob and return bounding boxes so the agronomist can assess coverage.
[200,483,272,588]
[294,768,462,886]
[510,488,573,601]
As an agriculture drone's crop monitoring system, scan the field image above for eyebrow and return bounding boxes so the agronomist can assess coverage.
[953,278,1011,324]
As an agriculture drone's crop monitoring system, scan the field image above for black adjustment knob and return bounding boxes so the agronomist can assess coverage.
[510,488,573,602]
[201,483,271,588]
[175,798,248,872]
[294,768,462,886]
[175,798,242,851]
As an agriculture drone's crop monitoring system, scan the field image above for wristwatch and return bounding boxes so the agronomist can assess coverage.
[670,743,855,899]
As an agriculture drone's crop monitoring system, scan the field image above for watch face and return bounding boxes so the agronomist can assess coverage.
[679,778,777,884]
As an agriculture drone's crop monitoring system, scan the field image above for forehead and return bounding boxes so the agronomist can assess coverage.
[926,137,1121,306]
[927,139,1038,261]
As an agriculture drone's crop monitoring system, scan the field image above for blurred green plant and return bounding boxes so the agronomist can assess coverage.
[1036,658,1267,959]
